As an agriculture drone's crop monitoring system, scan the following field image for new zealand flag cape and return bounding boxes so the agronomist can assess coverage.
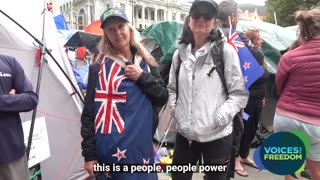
[94,56,158,180]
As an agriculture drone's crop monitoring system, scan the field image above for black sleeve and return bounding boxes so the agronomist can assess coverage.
[136,65,168,107]
[80,62,99,162]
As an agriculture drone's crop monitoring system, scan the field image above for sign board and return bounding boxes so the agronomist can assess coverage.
[22,117,50,168]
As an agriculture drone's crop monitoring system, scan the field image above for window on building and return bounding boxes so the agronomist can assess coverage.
[172,13,176,20]
[150,9,155,21]
[78,9,85,30]
[107,4,110,8]
[67,3,69,9]
[90,5,94,23]
[139,24,142,30]
[120,3,125,11]
[137,7,142,19]
[180,14,186,21]
[60,6,63,12]
[144,8,148,20]
[157,9,164,21]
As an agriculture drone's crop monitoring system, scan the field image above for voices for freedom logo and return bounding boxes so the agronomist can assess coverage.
[253,130,311,178]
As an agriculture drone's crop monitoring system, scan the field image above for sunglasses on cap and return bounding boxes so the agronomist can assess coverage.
[191,11,214,21]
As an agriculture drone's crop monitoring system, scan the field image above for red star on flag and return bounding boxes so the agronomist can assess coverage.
[243,62,251,70]
[112,148,127,162]
[244,76,248,82]
[143,158,150,165]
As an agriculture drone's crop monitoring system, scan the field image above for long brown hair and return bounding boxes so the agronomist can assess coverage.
[96,23,157,66]
[245,29,260,46]
[295,7,320,43]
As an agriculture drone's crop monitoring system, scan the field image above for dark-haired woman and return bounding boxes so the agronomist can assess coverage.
[167,0,248,179]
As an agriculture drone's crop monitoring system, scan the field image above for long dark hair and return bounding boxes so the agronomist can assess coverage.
[179,15,223,46]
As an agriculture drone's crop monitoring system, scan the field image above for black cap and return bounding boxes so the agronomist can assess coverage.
[100,7,129,28]
[190,0,218,16]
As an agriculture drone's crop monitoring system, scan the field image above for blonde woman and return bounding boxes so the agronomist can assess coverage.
[80,7,168,180]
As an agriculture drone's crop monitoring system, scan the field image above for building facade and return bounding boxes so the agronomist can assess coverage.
[60,0,191,30]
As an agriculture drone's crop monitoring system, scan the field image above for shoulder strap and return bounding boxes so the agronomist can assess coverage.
[211,42,228,95]
[175,55,182,101]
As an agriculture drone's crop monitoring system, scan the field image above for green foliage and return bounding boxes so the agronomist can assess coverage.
[265,0,320,27]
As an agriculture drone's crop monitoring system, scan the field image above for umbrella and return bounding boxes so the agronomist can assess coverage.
[64,31,101,54]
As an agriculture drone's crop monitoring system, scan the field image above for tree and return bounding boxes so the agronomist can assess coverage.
[265,0,320,27]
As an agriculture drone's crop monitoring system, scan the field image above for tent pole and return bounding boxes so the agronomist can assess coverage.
[26,0,47,161]
[0,9,85,104]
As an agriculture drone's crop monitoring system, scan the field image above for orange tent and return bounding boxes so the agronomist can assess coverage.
[85,20,103,35]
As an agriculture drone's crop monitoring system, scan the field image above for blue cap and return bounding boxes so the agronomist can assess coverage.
[190,0,218,16]
[100,7,129,28]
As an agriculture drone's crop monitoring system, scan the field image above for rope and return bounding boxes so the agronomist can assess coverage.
[29,169,42,180]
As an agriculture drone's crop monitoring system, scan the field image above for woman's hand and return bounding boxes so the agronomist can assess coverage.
[84,160,98,177]
[262,98,266,108]
[124,65,143,81]
[9,89,16,94]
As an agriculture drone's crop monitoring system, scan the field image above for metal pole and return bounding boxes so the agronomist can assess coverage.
[274,12,278,26]
[132,0,134,26]
[26,0,47,160]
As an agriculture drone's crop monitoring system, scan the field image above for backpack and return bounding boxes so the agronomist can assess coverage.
[176,41,244,178]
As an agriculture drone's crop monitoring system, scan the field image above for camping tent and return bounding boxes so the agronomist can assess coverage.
[0,0,87,179]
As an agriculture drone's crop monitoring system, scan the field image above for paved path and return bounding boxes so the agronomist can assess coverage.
[157,149,308,180]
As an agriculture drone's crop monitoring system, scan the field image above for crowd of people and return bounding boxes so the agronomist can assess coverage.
[1,0,319,180]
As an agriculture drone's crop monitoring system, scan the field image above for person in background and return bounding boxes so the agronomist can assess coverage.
[245,29,269,143]
[80,7,168,180]
[274,7,320,180]
[245,29,263,49]
[217,0,268,177]
[167,0,248,179]
[0,54,39,180]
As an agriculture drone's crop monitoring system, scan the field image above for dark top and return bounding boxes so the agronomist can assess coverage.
[0,54,38,164]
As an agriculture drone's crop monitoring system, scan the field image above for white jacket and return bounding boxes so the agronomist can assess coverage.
[167,40,248,142]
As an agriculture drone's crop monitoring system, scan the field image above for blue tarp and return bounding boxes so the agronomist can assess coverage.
[70,60,89,89]
[54,13,69,30]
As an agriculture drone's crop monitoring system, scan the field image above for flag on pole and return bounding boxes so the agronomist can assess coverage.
[228,19,264,89]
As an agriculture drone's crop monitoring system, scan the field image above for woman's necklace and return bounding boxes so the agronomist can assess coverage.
[128,54,134,62]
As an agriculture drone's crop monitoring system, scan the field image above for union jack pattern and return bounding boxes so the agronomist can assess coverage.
[94,61,127,134]
[227,21,264,89]
[228,30,245,52]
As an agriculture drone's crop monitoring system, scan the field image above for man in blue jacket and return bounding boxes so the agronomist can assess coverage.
[0,54,38,180]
